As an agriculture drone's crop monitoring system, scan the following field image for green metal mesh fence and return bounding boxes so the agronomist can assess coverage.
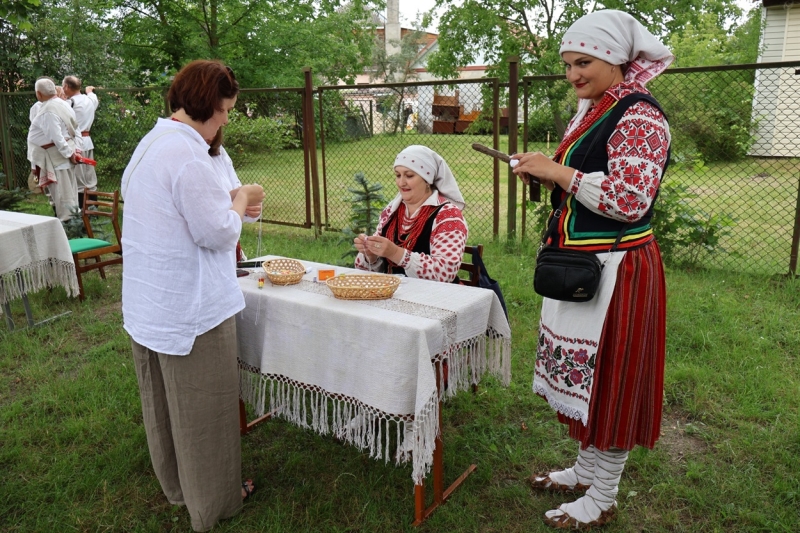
[521,63,800,275]
[2,62,798,274]
[227,88,309,228]
[318,78,502,240]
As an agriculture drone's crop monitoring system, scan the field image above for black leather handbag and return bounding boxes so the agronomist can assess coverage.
[534,245,603,302]
[533,196,628,303]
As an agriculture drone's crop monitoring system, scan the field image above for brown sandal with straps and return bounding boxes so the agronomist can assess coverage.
[542,503,617,530]
[527,472,590,493]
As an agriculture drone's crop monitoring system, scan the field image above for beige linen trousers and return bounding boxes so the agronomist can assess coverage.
[131,316,242,532]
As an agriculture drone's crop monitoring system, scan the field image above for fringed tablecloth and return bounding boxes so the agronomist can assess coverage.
[236,257,511,484]
[0,210,79,307]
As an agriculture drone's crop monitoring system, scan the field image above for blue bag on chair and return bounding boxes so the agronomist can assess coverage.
[470,249,508,320]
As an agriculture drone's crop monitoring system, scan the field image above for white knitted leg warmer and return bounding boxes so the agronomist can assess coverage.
[544,447,628,526]
[534,445,595,489]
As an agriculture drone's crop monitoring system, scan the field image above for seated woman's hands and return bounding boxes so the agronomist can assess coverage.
[355,234,401,265]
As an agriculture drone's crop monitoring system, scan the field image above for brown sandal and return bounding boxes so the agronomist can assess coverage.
[542,503,617,530]
[528,472,590,493]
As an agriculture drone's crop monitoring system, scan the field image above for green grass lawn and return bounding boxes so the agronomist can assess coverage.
[1,209,799,532]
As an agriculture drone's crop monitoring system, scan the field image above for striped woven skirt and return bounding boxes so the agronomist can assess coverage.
[557,240,666,451]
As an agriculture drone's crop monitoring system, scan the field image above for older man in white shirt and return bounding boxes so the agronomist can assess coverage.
[27,77,81,221]
[63,76,99,208]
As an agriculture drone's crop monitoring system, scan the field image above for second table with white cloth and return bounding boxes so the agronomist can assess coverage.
[0,210,79,328]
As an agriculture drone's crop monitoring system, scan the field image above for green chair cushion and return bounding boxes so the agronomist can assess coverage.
[69,238,113,254]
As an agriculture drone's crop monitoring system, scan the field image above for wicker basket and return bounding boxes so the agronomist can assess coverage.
[326,273,401,300]
[262,258,305,286]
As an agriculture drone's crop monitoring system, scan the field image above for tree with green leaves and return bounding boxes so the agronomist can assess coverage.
[1,0,383,91]
[426,0,743,79]
[0,0,41,29]
[112,0,379,88]
[424,0,745,137]
[668,8,762,67]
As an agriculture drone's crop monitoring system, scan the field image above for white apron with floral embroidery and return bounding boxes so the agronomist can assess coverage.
[533,251,625,425]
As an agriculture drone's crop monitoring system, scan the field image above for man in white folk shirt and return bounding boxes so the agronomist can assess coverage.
[27,77,82,221]
[62,75,98,209]
[26,78,80,198]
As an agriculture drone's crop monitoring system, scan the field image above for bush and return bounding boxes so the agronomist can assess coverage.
[92,90,165,189]
[0,185,29,212]
[225,110,299,152]
[652,72,757,163]
[652,182,736,265]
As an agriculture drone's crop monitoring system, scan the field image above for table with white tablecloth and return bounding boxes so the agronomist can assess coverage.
[0,210,79,328]
[235,256,511,523]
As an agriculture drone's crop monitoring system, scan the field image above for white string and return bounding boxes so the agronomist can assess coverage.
[255,200,264,259]
[252,200,265,324]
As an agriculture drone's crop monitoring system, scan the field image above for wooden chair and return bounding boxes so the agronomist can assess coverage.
[68,191,123,301]
[458,244,484,287]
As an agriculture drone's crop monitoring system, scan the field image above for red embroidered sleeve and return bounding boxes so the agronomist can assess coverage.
[354,202,468,282]
[405,203,468,282]
[572,100,670,222]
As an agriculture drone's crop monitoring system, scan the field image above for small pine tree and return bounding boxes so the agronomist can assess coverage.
[340,172,387,260]
[61,206,86,239]
[0,186,29,212]
[61,205,111,241]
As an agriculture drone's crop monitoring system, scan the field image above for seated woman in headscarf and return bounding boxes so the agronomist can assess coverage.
[353,145,468,282]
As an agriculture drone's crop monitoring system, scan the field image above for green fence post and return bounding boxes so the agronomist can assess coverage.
[0,94,15,189]
[507,56,519,239]
[302,67,322,237]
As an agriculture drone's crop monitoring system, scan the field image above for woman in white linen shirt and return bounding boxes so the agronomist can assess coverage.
[121,60,264,532]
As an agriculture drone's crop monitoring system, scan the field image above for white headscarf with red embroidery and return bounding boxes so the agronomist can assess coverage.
[559,10,674,135]
[393,145,465,210]
[559,10,674,85]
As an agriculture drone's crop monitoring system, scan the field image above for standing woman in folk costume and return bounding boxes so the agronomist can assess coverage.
[511,10,673,529]
[353,145,468,283]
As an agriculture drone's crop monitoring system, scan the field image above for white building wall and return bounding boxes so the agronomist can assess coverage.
[751,3,800,157]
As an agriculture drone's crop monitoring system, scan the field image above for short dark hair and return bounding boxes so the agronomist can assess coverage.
[208,127,223,157]
[168,60,239,123]
[63,75,81,91]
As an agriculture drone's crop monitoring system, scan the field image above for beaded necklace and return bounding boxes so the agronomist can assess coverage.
[553,93,616,163]
[385,202,437,268]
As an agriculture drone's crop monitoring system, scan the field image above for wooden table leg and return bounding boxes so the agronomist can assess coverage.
[411,360,478,526]
[239,397,278,436]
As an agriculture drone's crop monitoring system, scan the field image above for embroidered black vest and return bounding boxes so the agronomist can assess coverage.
[549,93,670,252]
[379,203,446,276]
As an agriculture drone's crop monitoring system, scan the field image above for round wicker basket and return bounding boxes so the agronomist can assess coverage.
[262,258,305,285]
[326,273,401,300]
